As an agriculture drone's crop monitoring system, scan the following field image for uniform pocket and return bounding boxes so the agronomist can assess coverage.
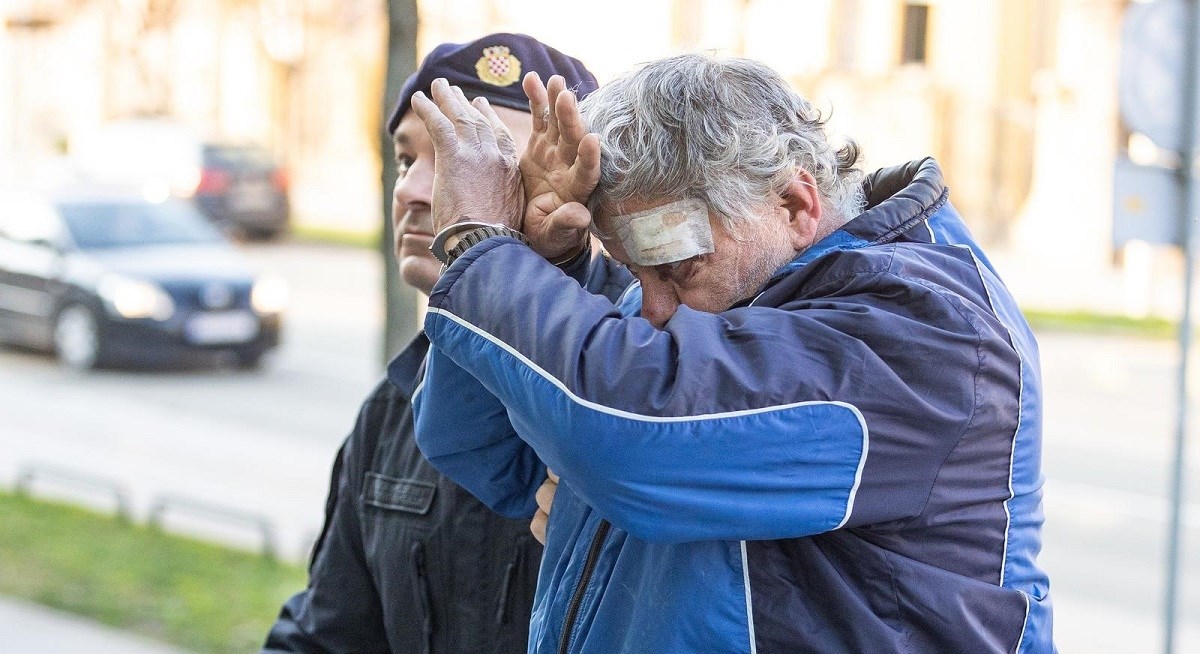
[363,472,436,514]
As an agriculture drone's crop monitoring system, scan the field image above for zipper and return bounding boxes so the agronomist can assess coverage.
[495,540,524,625]
[558,520,611,654]
[410,541,435,654]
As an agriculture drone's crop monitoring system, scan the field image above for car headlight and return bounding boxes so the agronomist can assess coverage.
[98,274,175,320]
[251,275,289,315]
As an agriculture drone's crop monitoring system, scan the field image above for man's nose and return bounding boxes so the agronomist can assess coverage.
[393,160,434,214]
[639,276,680,329]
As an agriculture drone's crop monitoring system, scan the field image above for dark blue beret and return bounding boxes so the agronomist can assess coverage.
[387,33,598,134]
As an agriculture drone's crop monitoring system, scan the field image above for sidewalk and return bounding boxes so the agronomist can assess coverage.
[0,596,191,654]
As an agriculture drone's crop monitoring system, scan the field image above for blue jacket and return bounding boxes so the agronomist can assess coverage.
[413,159,1054,653]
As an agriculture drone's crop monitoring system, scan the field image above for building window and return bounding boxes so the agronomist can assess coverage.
[901,3,930,65]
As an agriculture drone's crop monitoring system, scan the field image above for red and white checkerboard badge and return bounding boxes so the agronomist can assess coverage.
[475,45,522,87]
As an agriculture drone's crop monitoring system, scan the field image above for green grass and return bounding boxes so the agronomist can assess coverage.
[0,491,307,653]
[289,224,380,249]
[1023,308,1177,339]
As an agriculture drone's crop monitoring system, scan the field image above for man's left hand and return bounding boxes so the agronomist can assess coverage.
[530,469,559,545]
[520,72,600,262]
[410,78,525,233]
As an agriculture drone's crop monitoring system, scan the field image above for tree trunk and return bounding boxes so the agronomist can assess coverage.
[380,0,420,364]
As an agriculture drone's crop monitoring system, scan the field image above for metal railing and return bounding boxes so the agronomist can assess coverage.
[147,493,278,559]
[13,461,285,559]
[15,462,133,521]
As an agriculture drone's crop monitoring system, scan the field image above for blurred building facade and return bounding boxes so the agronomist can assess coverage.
[420,0,1156,316]
[0,0,1174,316]
[0,0,386,232]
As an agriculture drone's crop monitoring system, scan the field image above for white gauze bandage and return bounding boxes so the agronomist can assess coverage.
[609,199,714,266]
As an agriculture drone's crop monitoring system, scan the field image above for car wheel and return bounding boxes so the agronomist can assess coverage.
[54,304,102,371]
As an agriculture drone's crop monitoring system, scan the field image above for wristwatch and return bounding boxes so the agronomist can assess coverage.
[429,220,530,266]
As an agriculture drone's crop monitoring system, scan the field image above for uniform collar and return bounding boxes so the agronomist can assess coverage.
[386,332,431,400]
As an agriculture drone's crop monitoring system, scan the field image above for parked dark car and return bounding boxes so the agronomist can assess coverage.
[191,143,291,240]
[0,187,286,370]
[71,120,290,239]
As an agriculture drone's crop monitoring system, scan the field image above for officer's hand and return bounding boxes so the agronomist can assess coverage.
[530,469,559,544]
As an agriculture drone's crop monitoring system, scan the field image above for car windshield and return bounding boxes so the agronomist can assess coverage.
[204,145,276,169]
[58,199,224,249]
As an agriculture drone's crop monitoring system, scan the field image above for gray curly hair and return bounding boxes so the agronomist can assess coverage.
[578,54,865,230]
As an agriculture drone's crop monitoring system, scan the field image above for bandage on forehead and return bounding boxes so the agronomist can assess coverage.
[609,199,714,266]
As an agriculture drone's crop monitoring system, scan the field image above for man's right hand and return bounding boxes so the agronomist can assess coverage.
[410,78,526,236]
[530,469,559,545]
[520,72,601,262]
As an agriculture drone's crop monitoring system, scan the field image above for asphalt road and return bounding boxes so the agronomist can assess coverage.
[1037,333,1200,651]
[1,240,1198,652]
[0,241,386,560]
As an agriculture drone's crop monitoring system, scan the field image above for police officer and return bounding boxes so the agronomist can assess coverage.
[262,34,627,653]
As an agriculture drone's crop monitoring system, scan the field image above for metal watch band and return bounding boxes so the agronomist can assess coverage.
[430,221,529,266]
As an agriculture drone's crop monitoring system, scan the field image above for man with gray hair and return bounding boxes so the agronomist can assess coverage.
[410,54,1055,653]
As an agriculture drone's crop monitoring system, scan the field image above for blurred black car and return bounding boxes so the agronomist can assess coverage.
[71,120,291,240]
[0,187,286,370]
[192,143,291,240]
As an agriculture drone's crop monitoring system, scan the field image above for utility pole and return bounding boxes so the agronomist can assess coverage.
[1165,4,1199,649]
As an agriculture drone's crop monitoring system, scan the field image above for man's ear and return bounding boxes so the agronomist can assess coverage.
[780,169,824,252]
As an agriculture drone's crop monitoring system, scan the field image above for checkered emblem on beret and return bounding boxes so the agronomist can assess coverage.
[475,45,522,87]
[387,33,598,134]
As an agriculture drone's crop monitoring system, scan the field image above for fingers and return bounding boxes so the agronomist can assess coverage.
[535,476,557,513]
[527,203,591,261]
[427,79,478,143]
[426,78,505,150]
[573,133,602,194]
[448,83,486,144]
[523,71,593,167]
[523,72,551,132]
[409,91,457,151]
[474,96,517,159]
[523,72,566,144]
[547,202,593,232]
[530,509,548,544]
[555,90,586,163]
[544,75,566,143]
[531,472,558,545]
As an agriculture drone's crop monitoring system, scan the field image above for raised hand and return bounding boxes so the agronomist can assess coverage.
[410,78,525,234]
[520,72,602,262]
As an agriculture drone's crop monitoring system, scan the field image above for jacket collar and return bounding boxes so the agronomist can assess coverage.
[844,157,949,246]
[386,332,430,400]
[760,158,950,287]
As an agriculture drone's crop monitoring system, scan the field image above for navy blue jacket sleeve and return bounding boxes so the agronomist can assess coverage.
[413,242,634,520]
[416,238,1002,544]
